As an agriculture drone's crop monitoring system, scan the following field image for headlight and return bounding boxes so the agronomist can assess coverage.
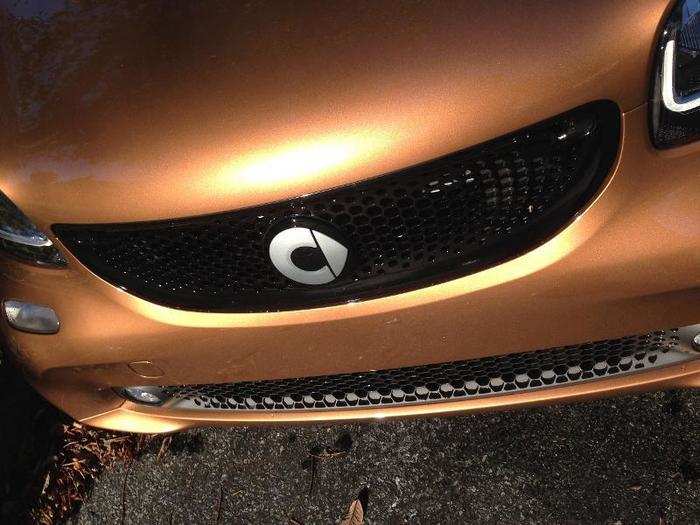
[0,191,66,267]
[651,0,700,148]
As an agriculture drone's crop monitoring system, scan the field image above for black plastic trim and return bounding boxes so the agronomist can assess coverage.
[54,101,620,312]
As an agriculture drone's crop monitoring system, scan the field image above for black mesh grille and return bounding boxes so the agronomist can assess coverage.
[54,101,619,312]
[161,330,685,411]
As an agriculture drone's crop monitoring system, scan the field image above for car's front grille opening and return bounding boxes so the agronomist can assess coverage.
[155,327,698,411]
[54,101,620,312]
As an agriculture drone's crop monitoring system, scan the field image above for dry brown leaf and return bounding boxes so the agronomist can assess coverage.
[340,498,364,525]
[40,473,51,496]
[310,448,346,460]
[157,435,173,459]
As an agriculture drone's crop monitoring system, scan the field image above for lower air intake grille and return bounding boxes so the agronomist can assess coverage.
[54,101,619,312]
[161,328,696,411]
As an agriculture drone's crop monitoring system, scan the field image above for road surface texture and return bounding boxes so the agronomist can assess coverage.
[73,390,699,524]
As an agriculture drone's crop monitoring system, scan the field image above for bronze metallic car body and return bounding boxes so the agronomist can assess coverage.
[0,1,697,433]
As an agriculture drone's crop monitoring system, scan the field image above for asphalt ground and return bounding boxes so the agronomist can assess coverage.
[74,390,699,524]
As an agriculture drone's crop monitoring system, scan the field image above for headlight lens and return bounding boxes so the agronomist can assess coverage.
[651,0,700,148]
[0,191,66,266]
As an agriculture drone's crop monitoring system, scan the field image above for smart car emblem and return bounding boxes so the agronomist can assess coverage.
[268,219,349,285]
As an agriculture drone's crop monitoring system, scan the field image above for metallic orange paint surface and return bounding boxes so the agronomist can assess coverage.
[0,1,698,432]
[0,0,670,225]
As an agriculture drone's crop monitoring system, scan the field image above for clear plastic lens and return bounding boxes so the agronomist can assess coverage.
[0,192,66,266]
[3,300,60,334]
[651,0,700,148]
[121,386,168,405]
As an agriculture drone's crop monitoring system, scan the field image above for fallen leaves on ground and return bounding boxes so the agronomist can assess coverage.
[305,432,354,495]
[340,498,364,525]
[30,422,161,525]
[309,431,354,460]
[340,488,369,525]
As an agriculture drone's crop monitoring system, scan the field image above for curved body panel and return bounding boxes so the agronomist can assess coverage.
[0,1,697,432]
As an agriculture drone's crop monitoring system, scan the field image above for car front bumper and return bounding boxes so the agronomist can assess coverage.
[1,105,699,433]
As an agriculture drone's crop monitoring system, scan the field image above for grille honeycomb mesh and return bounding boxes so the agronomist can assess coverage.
[54,102,619,312]
[162,330,682,411]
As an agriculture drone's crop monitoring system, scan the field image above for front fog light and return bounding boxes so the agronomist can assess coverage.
[121,386,169,405]
[0,191,66,266]
[651,0,700,148]
[4,300,60,334]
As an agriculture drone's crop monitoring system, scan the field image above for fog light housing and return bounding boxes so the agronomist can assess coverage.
[121,386,169,406]
[3,300,60,334]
